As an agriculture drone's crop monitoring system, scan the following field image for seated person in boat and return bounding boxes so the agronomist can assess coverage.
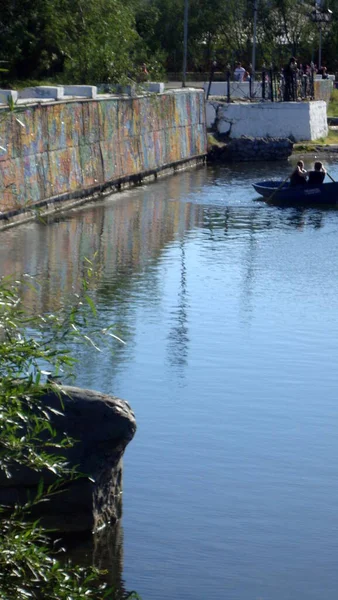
[290,160,307,186]
[308,161,326,185]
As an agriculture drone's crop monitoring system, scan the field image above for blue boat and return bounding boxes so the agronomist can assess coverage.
[253,180,338,206]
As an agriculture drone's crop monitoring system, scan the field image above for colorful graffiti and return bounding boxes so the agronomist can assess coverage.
[0,90,207,212]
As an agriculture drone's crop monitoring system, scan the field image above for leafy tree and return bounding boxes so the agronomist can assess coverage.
[0,0,142,83]
[59,0,139,83]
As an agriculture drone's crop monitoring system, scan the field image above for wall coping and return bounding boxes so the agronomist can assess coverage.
[0,87,200,109]
[212,100,326,109]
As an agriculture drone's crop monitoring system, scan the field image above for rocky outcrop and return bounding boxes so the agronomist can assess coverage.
[208,135,293,162]
[0,386,136,532]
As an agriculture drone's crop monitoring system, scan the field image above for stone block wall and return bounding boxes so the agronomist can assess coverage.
[208,137,293,162]
[0,89,207,213]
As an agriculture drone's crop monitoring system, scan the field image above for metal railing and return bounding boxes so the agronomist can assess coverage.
[207,67,315,102]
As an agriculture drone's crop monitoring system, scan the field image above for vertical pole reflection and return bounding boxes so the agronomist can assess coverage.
[240,209,258,324]
[167,235,189,377]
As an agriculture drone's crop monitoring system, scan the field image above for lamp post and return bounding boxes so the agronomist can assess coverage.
[251,0,258,84]
[182,0,189,87]
[310,3,332,70]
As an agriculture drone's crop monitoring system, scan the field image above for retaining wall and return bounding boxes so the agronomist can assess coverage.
[0,89,207,216]
[207,100,328,141]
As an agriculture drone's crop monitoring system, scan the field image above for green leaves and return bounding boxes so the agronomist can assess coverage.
[0,267,129,600]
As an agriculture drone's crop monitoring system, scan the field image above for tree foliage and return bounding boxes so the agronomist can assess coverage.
[1,0,338,81]
[133,0,338,72]
[0,0,141,82]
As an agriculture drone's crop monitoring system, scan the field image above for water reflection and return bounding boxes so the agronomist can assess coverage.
[0,171,334,391]
[166,238,189,378]
[0,170,335,390]
[64,522,128,599]
[2,162,338,600]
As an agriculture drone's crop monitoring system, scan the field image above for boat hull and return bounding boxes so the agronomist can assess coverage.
[253,180,338,206]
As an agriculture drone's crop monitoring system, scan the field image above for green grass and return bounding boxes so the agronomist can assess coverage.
[207,132,226,148]
[327,88,338,117]
[294,129,338,151]
[293,143,317,152]
[313,129,338,145]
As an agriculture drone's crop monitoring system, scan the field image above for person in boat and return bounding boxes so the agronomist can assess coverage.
[308,161,326,185]
[290,160,307,186]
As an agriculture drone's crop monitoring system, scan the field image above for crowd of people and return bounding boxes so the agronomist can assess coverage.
[231,57,330,83]
[229,56,331,102]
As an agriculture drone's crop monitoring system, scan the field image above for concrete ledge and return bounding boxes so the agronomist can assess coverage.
[207,100,328,141]
[0,90,18,105]
[19,86,64,100]
[63,85,97,98]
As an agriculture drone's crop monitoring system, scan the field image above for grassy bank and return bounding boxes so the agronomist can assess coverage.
[293,129,338,152]
[328,89,338,117]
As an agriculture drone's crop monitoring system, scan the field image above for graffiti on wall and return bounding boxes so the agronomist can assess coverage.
[0,90,207,212]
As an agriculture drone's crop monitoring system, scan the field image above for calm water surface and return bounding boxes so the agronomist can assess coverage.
[2,159,338,600]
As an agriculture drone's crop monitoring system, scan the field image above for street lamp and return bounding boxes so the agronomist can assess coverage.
[182,0,189,87]
[310,3,332,70]
[251,0,258,84]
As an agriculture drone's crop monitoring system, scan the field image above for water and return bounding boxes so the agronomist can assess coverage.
[2,158,338,600]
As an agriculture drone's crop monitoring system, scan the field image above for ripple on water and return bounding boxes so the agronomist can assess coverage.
[1,162,338,599]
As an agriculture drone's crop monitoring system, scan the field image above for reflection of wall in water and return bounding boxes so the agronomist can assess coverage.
[0,187,204,315]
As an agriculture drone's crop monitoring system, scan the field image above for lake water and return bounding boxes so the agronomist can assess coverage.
[2,158,338,600]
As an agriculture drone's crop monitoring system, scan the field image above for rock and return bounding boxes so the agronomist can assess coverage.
[207,135,294,162]
[0,385,136,532]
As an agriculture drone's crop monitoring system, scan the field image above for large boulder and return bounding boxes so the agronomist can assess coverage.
[0,386,136,532]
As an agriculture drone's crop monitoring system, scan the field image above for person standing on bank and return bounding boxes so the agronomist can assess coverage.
[234,62,247,82]
[290,160,307,186]
[283,56,297,101]
[308,161,326,184]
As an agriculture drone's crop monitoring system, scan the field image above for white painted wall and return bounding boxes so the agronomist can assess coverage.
[309,101,328,139]
[0,90,18,105]
[207,101,328,141]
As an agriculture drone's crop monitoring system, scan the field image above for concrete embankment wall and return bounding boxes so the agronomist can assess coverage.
[0,89,207,219]
[206,100,328,141]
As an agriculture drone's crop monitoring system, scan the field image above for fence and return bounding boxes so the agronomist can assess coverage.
[206,67,315,102]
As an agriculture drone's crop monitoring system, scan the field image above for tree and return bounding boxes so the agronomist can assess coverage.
[0,0,141,83]
[59,0,139,83]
